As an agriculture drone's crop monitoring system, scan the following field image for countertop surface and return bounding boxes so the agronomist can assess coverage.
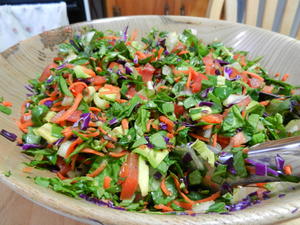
[1,180,300,225]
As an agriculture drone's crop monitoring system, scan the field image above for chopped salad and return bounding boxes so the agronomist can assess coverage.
[15,27,300,214]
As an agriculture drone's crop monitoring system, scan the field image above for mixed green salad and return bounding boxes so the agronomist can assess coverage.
[12,27,300,214]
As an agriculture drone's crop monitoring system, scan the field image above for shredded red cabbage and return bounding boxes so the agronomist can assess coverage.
[79,194,126,210]
[0,129,17,142]
[21,143,43,150]
[275,154,285,171]
[199,101,214,107]
[109,117,118,125]
[43,100,53,108]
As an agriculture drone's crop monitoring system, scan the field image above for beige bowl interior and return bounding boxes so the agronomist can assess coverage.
[1,16,300,225]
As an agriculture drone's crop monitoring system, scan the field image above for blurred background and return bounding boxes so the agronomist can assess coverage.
[0,0,300,52]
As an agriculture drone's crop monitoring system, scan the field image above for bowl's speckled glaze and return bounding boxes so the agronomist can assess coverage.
[1,16,300,225]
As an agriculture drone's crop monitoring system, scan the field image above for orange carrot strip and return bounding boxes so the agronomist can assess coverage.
[212,134,217,147]
[2,101,13,107]
[186,69,192,88]
[54,93,83,123]
[194,191,221,203]
[81,148,105,157]
[256,182,267,188]
[202,125,213,130]
[246,71,264,81]
[160,178,172,196]
[89,107,101,112]
[22,167,33,173]
[190,133,210,142]
[178,50,189,55]
[281,73,289,82]
[157,47,164,58]
[109,151,128,158]
[106,142,115,149]
[259,100,270,106]
[172,200,193,210]
[57,172,68,180]
[103,176,112,189]
[159,116,175,133]
[98,126,108,135]
[154,204,173,212]
[283,165,292,175]
[87,161,107,177]
[65,137,83,158]
[69,82,88,95]
[121,119,129,130]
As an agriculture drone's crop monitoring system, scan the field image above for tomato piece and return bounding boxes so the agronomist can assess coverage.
[202,55,215,75]
[120,153,139,200]
[201,114,223,124]
[190,71,208,93]
[56,156,71,176]
[66,110,82,122]
[136,63,155,82]
[91,76,106,85]
[248,78,263,88]
[39,63,57,82]
[217,136,231,148]
[237,96,251,107]
[174,104,185,117]
[230,132,247,147]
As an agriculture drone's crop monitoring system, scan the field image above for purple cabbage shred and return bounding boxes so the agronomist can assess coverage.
[199,101,214,107]
[79,194,126,210]
[0,129,17,142]
[21,143,43,150]
[109,117,118,125]
[43,100,53,108]
[275,154,285,171]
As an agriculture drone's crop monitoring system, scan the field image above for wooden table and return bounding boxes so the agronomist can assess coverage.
[1,180,300,225]
[0,182,85,225]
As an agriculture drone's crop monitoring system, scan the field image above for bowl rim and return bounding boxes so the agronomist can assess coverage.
[1,15,300,225]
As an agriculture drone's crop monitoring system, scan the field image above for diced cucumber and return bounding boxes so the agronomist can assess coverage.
[33,123,59,143]
[138,156,149,197]
[93,93,109,109]
[189,106,212,121]
[217,75,226,87]
[73,65,91,78]
[83,86,96,103]
[98,87,118,102]
[43,111,57,122]
[133,147,169,168]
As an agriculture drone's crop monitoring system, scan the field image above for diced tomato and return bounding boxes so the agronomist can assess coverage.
[39,63,57,82]
[248,78,263,88]
[91,76,106,86]
[237,96,251,107]
[217,136,231,148]
[66,110,82,122]
[201,114,223,124]
[202,55,215,75]
[120,153,139,200]
[136,63,155,82]
[190,70,208,93]
[261,85,274,93]
[230,132,247,147]
[56,156,71,176]
[174,104,185,117]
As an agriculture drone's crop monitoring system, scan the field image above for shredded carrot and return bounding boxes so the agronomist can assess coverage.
[246,71,265,81]
[194,191,220,203]
[57,172,68,180]
[22,167,33,173]
[256,182,267,188]
[241,110,246,118]
[190,133,210,142]
[177,50,189,55]
[242,86,247,95]
[89,107,101,112]
[62,126,73,139]
[186,69,192,88]
[69,82,88,95]
[281,73,289,82]
[106,142,115,149]
[146,119,153,132]
[159,116,175,133]
[121,119,129,130]
[81,148,105,157]
[109,151,128,158]
[54,93,83,123]
[283,165,292,175]
[2,101,13,107]
[275,73,280,77]
[87,161,107,177]
[160,178,172,196]
[65,137,83,158]
[71,155,78,171]
[98,126,108,135]
[172,200,193,210]
[174,76,182,83]
[103,176,112,189]
[154,204,173,212]
[157,47,164,58]
[212,134,217,147]
[259,100,270,106]
[202,124,213,130]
